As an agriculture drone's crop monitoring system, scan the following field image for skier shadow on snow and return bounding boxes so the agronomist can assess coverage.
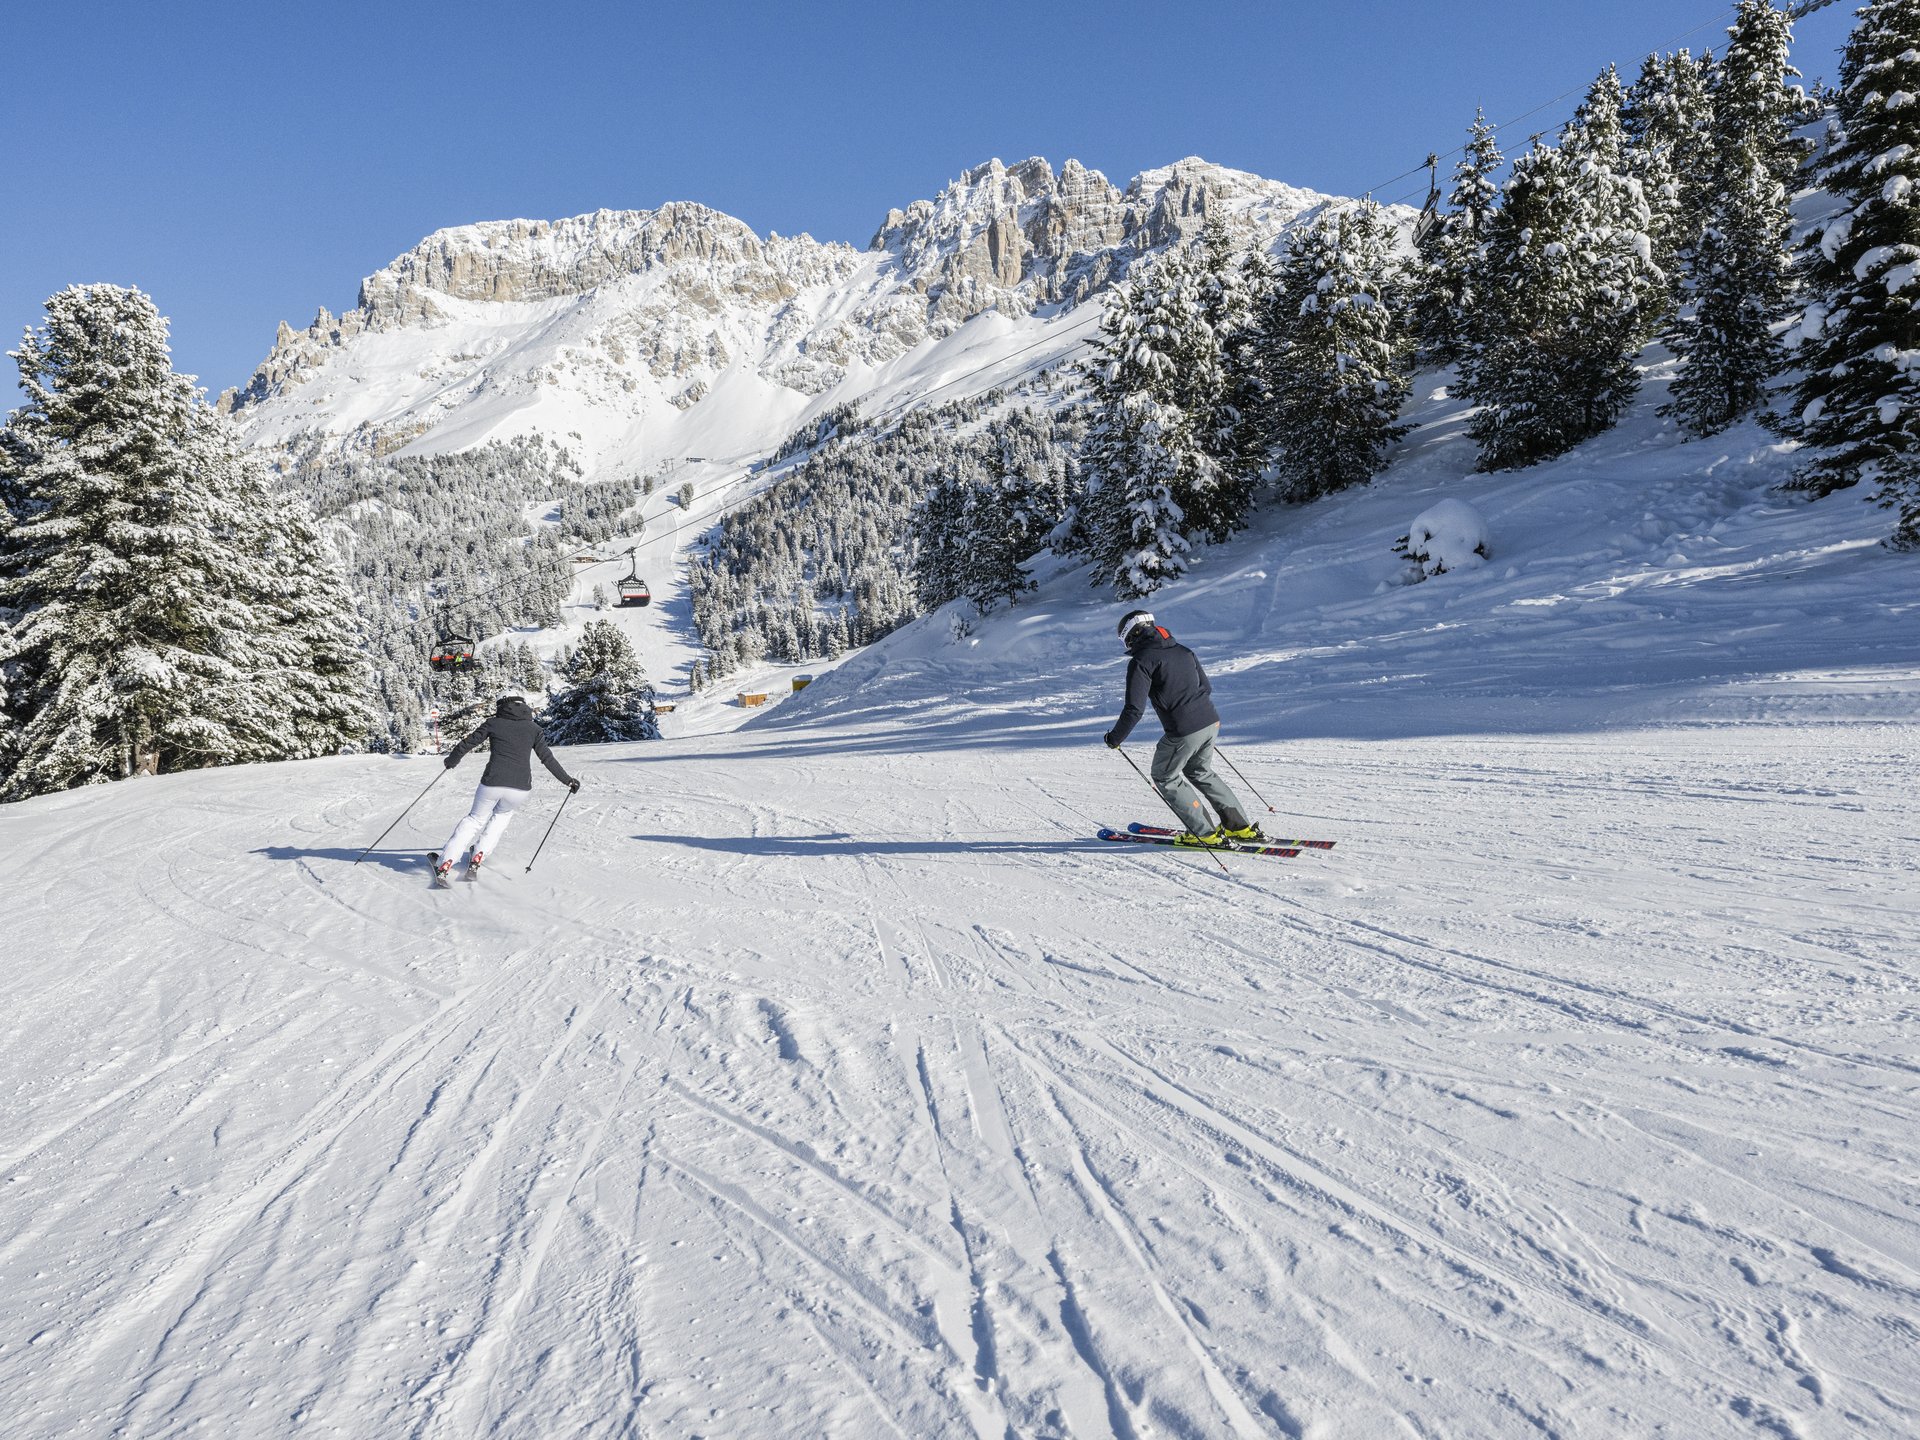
[253,846,428,876]
[630,833,1104,859]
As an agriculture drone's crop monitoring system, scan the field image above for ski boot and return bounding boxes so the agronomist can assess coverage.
[462,851,484,883]
[1219,822,1264,844]
[430,854,454,889]
[1175,826,1229,848]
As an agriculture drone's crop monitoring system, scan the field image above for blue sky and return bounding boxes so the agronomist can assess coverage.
[2,1,1857,394]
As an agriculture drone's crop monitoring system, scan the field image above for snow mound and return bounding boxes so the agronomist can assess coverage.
[1400,496,1491,578]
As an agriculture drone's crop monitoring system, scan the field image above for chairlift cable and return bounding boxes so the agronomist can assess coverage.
[1357,2,1767,203]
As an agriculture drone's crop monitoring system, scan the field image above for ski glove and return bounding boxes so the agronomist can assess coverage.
[1103,731,1121,749]
[569,779,581,793]
[443,754,459,769]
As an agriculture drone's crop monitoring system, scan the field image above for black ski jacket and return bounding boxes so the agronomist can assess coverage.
[1106,628,1221,746]
[447,696,576,790]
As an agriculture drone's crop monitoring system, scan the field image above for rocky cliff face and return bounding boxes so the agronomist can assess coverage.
[869,155,1327,326]
[226,156,1356,458]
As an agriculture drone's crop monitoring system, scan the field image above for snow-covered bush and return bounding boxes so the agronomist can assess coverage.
[1396,498,1491,580]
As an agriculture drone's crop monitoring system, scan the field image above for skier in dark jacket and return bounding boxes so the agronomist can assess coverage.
[435,695,578,879]
[1104,611,1258,847]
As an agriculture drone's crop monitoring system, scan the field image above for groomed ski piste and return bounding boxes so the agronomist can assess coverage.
[3,364,1917,1439]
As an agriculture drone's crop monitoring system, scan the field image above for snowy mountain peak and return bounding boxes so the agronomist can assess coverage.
[227,156,1359,469]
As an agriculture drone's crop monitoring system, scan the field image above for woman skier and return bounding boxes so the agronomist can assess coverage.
[1103,610,1260,847]
[433,695,579,884]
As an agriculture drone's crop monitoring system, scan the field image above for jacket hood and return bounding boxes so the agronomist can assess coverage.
[496,695,535,720]
[1126,624,1173,654]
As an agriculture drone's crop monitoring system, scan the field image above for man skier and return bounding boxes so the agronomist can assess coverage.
[1103,610,1260,847]
[434,695,579,883]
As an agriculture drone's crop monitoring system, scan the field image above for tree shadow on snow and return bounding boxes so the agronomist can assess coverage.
[253,846,430,876]
[630,832,1105,859]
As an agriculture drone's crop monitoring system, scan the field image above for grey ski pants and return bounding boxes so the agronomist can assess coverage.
[1151,721,1247,833]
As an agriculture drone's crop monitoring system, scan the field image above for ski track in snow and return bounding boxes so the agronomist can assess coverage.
[5,385,1920,1436]
[2,720,1915,1439]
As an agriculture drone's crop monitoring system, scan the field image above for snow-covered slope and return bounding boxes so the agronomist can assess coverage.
[225,157,1349,475]
[3,366,1916,1438]
[780,363,1920,744]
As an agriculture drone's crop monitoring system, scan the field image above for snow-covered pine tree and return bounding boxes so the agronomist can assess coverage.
[1075,241,1249,593]
[1626,49,1718,319]
[1079,265,1197,597]
[515,640,548,693]
[541,619,658,743]
[0,285,361,799]
[1411,112,1505,366]
[1664,1,1807,436]
[1193,217,1263,536]
[956,475,1037,614]
[1259,201,1413,502]
[1462,72,1662,470]
[0,418,30,532]
[911,471,971,611]
[433,654,494,738]
[0,419,34,777]
[1781,0,1920,545]
[211,424,370,760]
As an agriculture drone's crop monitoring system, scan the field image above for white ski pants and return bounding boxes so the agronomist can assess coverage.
[443,783,531,861]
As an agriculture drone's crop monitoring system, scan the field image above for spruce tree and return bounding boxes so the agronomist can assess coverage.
[218,430,370,760]
[911,472,970,610]
[1412,112,1505,366]
[1462,72,1661,470]
[1665,1,1806,436]
[0,285,364,799]
[541,619,658,743]
[1626,50,1719,318]
[0,419,30,531]
[1193,218,1263,534]
[1079,262,1202,597]
[1140,243,1236,541]
[1783,0,1920,545]
[0,420,32,777]
[956,474,1042,614]
[1260,202,1414,501]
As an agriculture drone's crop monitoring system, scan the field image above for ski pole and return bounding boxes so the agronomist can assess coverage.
[1114,748,1230,875]
[524,789,574,874]
[352,768,446,866]
[1216,743,1278,814]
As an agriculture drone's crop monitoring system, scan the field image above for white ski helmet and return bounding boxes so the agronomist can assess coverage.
[1117,609,1155,646]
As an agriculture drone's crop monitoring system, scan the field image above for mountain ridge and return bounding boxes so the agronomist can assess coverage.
[226,155,1383,471]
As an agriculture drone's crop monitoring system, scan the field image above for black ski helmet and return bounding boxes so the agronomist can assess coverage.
[1117,609,1155,646]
